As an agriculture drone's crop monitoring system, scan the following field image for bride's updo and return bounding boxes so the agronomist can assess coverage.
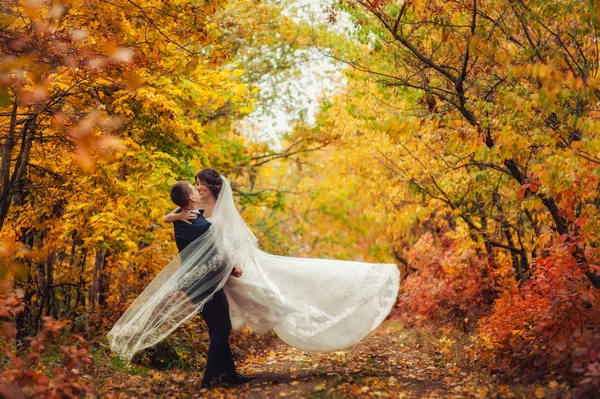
[195,168,223,199]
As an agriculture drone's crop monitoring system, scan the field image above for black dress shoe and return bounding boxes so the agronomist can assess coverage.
[201,373,254,389]
[200,379,219,389]
[221,372,255,385]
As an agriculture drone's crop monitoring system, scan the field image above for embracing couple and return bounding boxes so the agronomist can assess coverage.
[108,168,400,389]
[163,168,251,388]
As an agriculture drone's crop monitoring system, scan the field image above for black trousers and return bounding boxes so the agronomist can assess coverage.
[198,289,236,381]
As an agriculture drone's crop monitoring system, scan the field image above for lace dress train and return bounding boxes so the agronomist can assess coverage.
[224,250,400,351]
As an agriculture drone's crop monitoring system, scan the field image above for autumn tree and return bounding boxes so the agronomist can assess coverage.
[315,0,600,288]
[274,0,600,390]
[0,0,262,342]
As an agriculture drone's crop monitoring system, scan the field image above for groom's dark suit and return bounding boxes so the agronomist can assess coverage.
[173,209,237,385]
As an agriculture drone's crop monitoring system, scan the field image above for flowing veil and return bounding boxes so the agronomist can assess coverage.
[108,176,400,361]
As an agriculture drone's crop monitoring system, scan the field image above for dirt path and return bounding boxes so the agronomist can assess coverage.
[236,322,451,399]
[99,322,566,398]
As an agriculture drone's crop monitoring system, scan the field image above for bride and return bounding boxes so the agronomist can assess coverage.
[108,168,400,362]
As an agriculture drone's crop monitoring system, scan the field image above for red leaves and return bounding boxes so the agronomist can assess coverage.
[0,292,25,319]
[61,344,93,370]
[0,384,26,399]
[0,293,93,398]
[476,241,600,389]
[517,172,541,199]
[393,233,494,328]
[42,316,71,334]
[365,0,390,11]
[9,356,24,368]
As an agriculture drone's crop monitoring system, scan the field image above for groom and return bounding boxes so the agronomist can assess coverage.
[168,181,252,388]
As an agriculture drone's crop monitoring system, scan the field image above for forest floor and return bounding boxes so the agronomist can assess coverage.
[94,322,569,399]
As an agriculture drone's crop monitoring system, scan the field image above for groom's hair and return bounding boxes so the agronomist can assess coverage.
[195,168,223,199]
[170,181,193,208]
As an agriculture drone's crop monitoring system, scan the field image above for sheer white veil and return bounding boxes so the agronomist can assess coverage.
[107,176,254,362]
[210,176,259,267]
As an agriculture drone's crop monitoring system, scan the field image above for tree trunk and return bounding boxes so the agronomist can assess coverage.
[89,248,108,307]
[76,247,88,308]
[15,227,36,350]
[0,105,38,231]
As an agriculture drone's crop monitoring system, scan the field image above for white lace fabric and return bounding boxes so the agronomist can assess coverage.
[107,228,235,361]
[108,177,400,361]
[226,251,399,351]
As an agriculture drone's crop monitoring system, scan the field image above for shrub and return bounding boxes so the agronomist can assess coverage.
[394,233,495,330]
[475,235,600,397]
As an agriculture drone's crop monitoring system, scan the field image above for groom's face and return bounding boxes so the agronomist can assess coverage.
[187,183,201,206]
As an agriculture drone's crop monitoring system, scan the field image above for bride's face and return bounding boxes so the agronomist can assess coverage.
[196,180,214,200]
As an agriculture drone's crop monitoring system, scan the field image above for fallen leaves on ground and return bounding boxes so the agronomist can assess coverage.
[95,322,569,398]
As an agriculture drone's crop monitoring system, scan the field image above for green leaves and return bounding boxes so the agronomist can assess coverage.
[0,88,11,108]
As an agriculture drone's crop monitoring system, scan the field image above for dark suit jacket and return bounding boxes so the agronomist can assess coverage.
[173,208,212,252]
[173,208,220,304]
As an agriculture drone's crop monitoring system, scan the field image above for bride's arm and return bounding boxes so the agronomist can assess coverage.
[164,208,197,224]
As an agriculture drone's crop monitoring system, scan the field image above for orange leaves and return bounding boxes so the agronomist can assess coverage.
[475,239,600,387]
[122,71,142,90]
[516,186,526,199]
[516,172,541,200]
[42,316,71,335]
[516,183,536,199]
[365,0,390,11]
[67,111,125,171]
[0,292,25,319]
[0,287,93,397]
[394,232,494,327]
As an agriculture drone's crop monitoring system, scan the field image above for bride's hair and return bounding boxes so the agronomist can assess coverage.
[195,168,223,199]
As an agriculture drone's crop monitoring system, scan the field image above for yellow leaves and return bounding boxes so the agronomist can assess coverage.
[239,104,254,115]
[467,35,482,53]
[438,336,456,355]
[495,49,513,66]
[534,386,546,398]
[231,69,245,78]
[122,71,142,90]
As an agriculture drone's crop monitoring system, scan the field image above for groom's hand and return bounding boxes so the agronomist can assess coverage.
[231,265,243,278]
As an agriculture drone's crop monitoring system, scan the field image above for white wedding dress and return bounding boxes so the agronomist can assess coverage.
[108,177,400,360]
[225,252,399,351]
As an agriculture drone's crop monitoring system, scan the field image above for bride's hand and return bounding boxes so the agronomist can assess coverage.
[177,211,197,224]
[164,209,197,224]
[231,265,243,278]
